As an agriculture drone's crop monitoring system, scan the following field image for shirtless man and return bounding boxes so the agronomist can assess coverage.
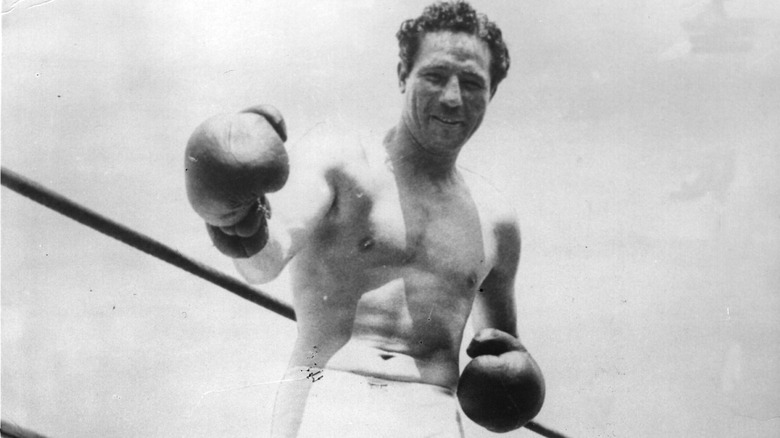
[185,2,544,436]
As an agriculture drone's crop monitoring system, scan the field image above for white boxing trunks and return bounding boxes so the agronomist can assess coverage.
[271,367,465,438]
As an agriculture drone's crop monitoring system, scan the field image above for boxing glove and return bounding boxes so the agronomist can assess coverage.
[457,328,545,433]
[185,106,289,258]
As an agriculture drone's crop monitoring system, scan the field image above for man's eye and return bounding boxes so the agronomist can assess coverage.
[462,80,483,91]
[425,73,445,83]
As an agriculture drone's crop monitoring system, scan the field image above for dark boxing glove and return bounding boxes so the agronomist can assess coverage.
[185,106,288,258]
[457,328,545,433]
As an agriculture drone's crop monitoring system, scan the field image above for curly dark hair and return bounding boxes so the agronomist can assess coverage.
[396,1,510,96]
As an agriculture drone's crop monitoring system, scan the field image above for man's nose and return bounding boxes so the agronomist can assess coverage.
[440,76,463,108]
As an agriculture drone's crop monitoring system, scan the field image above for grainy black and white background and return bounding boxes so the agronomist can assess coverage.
[3,1,779,436]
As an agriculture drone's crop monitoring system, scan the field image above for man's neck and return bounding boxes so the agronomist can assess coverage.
[384,122,461,184]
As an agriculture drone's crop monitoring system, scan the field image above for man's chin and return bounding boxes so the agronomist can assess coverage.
[421,135,469,156]
[431,125,470,144]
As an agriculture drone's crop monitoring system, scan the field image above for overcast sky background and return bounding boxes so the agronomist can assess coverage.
[2,0,779,437]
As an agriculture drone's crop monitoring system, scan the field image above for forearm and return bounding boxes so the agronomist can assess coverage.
[471,277,518,338]
[233,226,293,284]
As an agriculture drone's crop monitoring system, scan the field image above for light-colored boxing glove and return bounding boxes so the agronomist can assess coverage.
[457,328,545,432]
[185,105,288,258]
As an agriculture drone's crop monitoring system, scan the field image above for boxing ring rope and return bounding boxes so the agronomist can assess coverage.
[0,167,295,321]
[0,420,50,438]
[0,166,571,438]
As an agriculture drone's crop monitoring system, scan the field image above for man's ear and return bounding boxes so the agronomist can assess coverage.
[397,62,408,93]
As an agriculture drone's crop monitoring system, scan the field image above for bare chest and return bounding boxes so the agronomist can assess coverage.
[310,165,494,287]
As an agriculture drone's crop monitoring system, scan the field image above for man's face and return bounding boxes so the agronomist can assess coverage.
[399,31,492,156]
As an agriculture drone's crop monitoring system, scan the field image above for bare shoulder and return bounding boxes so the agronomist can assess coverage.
[266,121,365,224]
[460,167,521,291]
[460,166,519,232]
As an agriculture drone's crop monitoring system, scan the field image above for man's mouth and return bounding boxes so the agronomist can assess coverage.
[431,115,463,126]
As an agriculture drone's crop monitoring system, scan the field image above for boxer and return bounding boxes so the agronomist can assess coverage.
[185,2,544,436]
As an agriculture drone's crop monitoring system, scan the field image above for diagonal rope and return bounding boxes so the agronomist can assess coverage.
[1,166,571,438]
[1,166,295,321]
[0,420,50,438]
[525,420,573,438]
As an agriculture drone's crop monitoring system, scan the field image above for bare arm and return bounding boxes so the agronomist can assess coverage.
[233,124,337,283]
[471,213,521,337]
[460,184,544,432]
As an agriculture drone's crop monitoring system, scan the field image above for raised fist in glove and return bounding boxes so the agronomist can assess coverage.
[457,328,545,433]
[185,105,288,258]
